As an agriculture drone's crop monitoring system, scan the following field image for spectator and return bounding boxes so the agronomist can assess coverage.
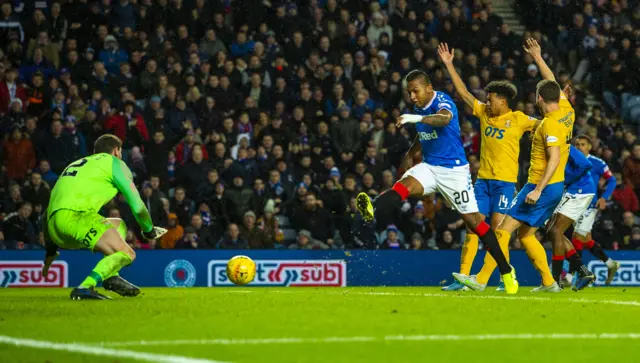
[141,181,166,227]
[159,213,183,249]
[2,127,36,182]
[0,68,27,115]
[22,172,50,209]
[612,172,639,212]
[624,145,640,196]
[289,229,329,250]
[190,213,215,249]
[216,223,249,249]
[176,226,200,249]
[380,225,405,249]
[3,202,37,248]
[226,176,253,223]
[293,192,334,245]
[36,160,58,187]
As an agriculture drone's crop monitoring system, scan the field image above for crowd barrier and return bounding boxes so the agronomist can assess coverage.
[1,250,640,288]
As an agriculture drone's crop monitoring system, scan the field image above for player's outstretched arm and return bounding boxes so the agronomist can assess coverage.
[438,43,476,109]
[112,157,154,234]
[397,109,452,128]
[524,38,556,82]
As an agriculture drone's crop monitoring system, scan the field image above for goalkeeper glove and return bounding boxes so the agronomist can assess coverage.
[142,226,168,240]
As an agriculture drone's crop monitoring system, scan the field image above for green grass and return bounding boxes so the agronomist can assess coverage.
[1,287,640,363]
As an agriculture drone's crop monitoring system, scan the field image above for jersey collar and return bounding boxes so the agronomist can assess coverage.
[418,91,438,110]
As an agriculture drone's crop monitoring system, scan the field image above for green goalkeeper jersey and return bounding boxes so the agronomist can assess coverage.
[47,153,153,232]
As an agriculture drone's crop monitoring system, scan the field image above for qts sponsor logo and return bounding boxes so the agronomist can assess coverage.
[0,261,68,288]
[208,260,346,287]
[588,260,640,286]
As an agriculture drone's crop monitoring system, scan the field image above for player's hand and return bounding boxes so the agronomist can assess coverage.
[525,189,542,204]
[42,251,59,277]
[562,84,573,99]
[396,114,422,128]
[142,226,168,240]
[437,43,455,65]
[596,197,607,210]
[523,38,542,58]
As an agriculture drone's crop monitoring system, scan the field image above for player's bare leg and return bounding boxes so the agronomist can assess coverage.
[455,212,518,294]
[72,224,138,300]
[573,231,620,285]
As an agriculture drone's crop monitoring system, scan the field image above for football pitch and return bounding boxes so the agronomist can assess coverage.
[1,287,640,363]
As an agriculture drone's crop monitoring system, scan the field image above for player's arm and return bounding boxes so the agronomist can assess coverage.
[397,109,452,128]
[526,123,561,204]
[437,43,476,109]
[41,240,59,276]
[111,157,154,233]
[566,146,592,185]
[597,161,617,209]
[523,38,556,82]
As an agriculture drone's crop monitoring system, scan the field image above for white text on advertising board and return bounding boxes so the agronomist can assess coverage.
[0,261,68,288]
[588,260,640,286]
[208,260,347,287]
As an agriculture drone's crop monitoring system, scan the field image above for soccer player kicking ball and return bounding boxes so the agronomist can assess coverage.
[544,145,597,291]
[41,135,167,300]
[356,70,519,294]
[570,135,620,285]
[437,43,540,292]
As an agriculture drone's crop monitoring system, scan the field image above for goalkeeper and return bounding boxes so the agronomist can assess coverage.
[42,134,167,300]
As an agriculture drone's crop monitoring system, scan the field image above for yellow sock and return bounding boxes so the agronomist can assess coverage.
[521,235,554,286]
[476,229,511,285]
[460,233,479,275]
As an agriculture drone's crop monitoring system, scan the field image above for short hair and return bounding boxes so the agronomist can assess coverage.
[576,134,593,145]
[94,134,122,154]
[404,70,431,86]
[536,80,561,103]
[484,81,517,100]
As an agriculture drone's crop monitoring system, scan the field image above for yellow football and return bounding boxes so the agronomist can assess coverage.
[226,255,257,285]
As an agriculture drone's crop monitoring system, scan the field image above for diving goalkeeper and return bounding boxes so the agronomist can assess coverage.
[42,134,167,300]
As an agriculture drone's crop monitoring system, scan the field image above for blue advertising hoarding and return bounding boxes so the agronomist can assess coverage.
[1,250,639,288]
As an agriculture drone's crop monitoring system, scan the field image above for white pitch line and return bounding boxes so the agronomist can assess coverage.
[99,333,640,347]
[0,335,229,363]
[264,290,640,307]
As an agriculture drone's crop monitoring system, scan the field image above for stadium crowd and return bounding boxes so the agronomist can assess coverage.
[0,0,639,252]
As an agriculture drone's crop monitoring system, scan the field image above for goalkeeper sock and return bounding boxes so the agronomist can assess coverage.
[476,229,510,285]
[460,233,479,275]
[521,235,555,286]
[79,252,133,288]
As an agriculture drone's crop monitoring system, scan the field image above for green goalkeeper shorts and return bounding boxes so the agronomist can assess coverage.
[46,209,115,251]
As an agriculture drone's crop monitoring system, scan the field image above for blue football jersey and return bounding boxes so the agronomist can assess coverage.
[413,91,467,167]
[588,155,612,191]
[565,146,596,194]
